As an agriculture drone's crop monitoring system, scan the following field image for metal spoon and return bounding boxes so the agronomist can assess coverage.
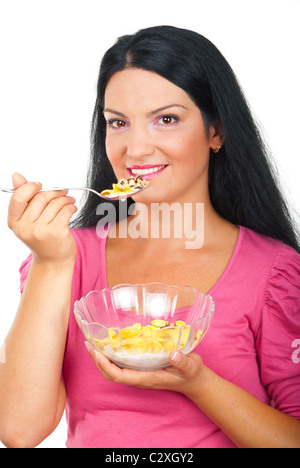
[0,185,149,201]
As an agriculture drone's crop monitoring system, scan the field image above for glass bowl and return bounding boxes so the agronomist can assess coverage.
[74,282,215,370]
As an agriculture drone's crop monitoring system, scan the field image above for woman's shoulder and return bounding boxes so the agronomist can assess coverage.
[70,226,108,283]
[70,225,105,241]
[70,225,108,250]
[239,225,299,264]
[238,225,300,291]
[247,227,300,419]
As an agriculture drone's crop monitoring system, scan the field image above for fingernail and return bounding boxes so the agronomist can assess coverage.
[85,341,93,353]
[171,350,183,364]
[94,349,104,364]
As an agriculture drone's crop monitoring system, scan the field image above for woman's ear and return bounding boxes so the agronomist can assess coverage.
[209,121,225,151]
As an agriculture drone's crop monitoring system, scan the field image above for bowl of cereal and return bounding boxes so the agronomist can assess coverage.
[74,282,214,370]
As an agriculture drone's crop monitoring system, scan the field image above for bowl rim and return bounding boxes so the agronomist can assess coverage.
[77,281,214,299]
[74,281,215,329]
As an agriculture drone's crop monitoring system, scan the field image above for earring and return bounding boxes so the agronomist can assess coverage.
[212,145,222,154]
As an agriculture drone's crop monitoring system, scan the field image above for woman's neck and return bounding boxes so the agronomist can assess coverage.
[108,198,231,256]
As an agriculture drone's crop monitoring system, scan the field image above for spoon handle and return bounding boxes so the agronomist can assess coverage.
[0,187,101,196]
[0,187,69,193]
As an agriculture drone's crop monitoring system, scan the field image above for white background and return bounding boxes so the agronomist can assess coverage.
[0,0,299,448]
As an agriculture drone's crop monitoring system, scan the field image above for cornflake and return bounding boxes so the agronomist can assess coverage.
[101,175,149,197]
[91,319,201,355]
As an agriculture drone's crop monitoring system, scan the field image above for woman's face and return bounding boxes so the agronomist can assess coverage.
[103,68,221,204]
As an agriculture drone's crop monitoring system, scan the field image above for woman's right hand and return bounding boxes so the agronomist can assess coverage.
[7,173,78,266]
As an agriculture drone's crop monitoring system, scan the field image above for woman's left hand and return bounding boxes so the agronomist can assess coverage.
[85,341,205,397]
[85,342,300,448]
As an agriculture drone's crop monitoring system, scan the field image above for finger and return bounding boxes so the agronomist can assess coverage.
[92,349,123,380]
[8,182,42,226]
[85,342,115,379]
[92,349,173,389]
[11,172,28,189]
[35,195,76,225]
[169,351,202,378]
[85,343,150,386]
[49,200,78,228]
[19,190,69,224]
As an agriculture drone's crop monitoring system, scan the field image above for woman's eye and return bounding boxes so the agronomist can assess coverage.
[157,115,179,125]
[107,119,127,129]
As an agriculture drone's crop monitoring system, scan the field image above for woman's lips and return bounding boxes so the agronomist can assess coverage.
[127,164,168,181]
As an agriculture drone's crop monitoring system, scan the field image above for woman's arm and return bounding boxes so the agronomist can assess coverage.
[86,345,300,448]
[186,362,300,448]
[0,174,77,448]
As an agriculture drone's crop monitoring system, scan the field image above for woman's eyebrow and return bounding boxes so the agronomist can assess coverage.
[146,104,188,117]
[103,108,128,119]
[103,104,188,119]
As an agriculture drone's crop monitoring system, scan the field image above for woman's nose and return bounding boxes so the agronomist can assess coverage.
[126,125,154,159]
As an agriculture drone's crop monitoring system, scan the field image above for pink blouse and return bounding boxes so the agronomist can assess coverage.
[19,226,300,448]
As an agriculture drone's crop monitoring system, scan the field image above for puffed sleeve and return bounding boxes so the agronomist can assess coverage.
[19,253,33,294]
[256,244,300,419]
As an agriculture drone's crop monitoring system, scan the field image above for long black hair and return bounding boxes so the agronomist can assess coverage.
[71,25,299,253]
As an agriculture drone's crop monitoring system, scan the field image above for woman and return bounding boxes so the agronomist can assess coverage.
[0,26,299,448]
